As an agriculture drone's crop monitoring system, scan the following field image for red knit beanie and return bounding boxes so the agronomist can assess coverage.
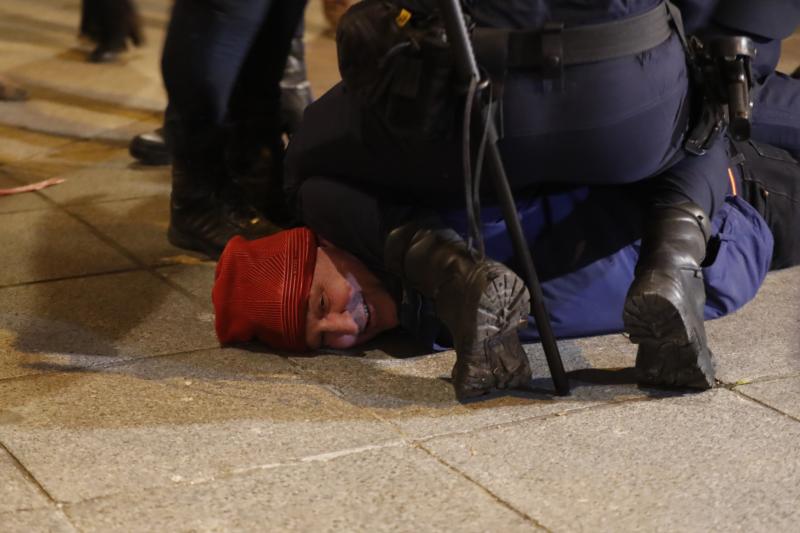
[212,228,317,352]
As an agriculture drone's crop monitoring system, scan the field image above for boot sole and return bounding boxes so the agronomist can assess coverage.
[623,281,715,390]
[129,142,171,166]
[453,266,532,400]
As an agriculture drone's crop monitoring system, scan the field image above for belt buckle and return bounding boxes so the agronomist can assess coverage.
[541,22,565,79]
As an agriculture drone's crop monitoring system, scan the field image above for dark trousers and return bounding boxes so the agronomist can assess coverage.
[286,33,730,217]
[161,0,307,157]
[80,0,141,49]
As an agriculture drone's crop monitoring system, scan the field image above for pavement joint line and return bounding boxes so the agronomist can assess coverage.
[0,131,77,164]
[0,265,149,290]
[149,265,215,305]
[729,387,800,425]
[0,507,81,533]
[46,202,207,305]
[406,394,667,446]
[59,193,170,209]
[58,439,414,508]
[0,345,222,385]
[721,370,800,387]
[5,80,161,125]
[0,440,59,506]
[0,171,172,284]
[0,203,68,216]
[414,441,552,532]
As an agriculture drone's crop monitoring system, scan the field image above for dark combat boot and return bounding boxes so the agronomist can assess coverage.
[129,127,170,166]
[385,222,532,400]
[227,123,293,227]
[168,144,277,259]
[623,202,716,389]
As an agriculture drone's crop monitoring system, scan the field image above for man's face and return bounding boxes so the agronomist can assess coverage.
[304,243,399,349]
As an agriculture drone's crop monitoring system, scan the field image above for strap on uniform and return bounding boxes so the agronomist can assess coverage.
[472,1,680,82]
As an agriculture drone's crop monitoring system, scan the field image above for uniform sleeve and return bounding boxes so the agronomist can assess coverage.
[296,176,415,276]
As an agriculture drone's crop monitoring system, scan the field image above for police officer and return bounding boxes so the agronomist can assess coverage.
[161,0,308,259]
[285,0,776,391]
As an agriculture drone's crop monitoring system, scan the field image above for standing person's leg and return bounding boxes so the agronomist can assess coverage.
[161,0,277,258]
[226,0,309,225]
[79,0,100,43]
[84,0,143,63]
[130,16,311,167]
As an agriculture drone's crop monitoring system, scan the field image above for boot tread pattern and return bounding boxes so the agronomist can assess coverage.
[453,263,533,399]
[624,290,715,389]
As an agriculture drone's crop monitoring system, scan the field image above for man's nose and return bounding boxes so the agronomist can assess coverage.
[320,311,359,335]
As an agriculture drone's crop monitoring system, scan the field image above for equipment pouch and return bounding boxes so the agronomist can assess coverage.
[336,0,460,140]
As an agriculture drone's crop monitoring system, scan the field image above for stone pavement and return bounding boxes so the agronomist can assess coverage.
[1,1,799,531]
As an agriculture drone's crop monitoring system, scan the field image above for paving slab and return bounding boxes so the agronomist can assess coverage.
[0,38,62,74]
[0,270,218,380]
[0,171,52,214]
[0,508,77,533]
[64,445,539,533]
[0,123,72,164]
[1,0,168,111]
[0,446,51,513]
[0,359,399,502]
[0,208,136,286]
[423,389,800,532]
[290,337,674,441]
[11,155,171,206]
[0,0,78,53]
[32,138,133,169]
[66,197,189,267]
[706,267,800,383]
[156,262,220,304]
[736,375,800,420]
[0,95,146,143]
[94,346,307,401]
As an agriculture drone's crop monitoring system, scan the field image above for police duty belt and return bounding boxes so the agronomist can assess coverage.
[472,1,681,82]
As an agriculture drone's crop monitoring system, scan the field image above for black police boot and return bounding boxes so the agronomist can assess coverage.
[385,221,532,400]
[227,123,293,227]
[129,127,171,166]
[168,147,277,259]
[623,202,716,389]
[280,36,313,135]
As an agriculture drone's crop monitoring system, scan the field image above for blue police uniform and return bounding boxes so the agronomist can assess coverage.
[296,176,773,348]
[286,0,731,218]
[284,0,799,391]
